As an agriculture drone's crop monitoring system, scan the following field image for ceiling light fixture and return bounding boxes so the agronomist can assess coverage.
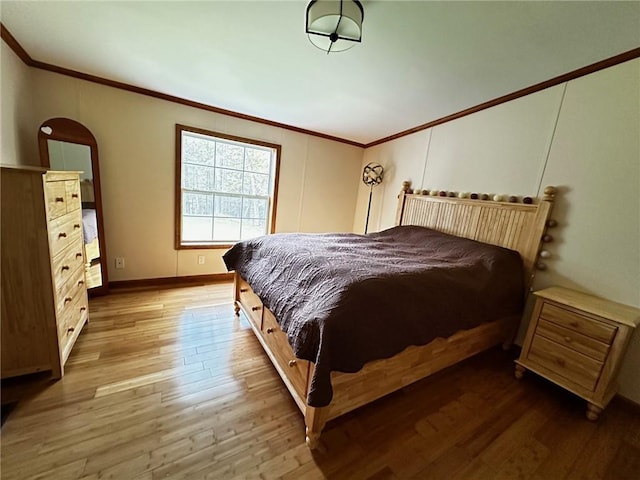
[306,0,364,54]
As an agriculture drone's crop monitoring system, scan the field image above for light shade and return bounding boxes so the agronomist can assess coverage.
[306,0,364,53]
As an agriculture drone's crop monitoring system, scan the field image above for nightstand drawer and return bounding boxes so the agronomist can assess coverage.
[536,319,610,362]
[541,303,616,344]
[528,335,602,391]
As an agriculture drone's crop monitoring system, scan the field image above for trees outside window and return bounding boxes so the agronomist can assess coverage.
[175,125,280,248]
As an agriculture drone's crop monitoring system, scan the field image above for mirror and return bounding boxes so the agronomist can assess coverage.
[38,118,109,296]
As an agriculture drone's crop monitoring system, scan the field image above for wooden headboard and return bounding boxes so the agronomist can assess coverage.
[396,182,556,290]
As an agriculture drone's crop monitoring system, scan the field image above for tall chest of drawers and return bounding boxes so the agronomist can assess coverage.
[1,166,89,379]
[515,287,639,420]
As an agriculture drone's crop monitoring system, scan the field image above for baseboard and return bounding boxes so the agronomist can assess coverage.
[109,273,233,291]
[614,393,640,413]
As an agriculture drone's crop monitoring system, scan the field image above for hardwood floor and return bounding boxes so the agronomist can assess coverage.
[1,282,638,479]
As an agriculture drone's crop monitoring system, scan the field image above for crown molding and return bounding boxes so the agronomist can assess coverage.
[0,23,365,149]
[2,23,638,150]
[365,46,640,148]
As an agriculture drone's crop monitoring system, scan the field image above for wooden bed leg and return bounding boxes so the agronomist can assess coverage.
[305,406,328,450]
[502,316,520,350]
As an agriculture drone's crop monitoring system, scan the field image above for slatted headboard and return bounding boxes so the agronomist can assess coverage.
[395,182,556,289]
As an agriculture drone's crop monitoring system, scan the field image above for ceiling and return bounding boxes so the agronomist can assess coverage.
[2,1,639,146]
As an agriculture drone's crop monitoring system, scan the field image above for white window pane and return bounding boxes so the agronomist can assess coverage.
[183,192,213,216]
[179,128,277,245]
[241,218,267,240]
[242,198,268,219]
[214,168,243,194]
[183,216,213,241]
[214,195,242,218]
[183,164,214,191]
[213,217,241,241]
[242,172,269,196]
[216,142,244,169]
[245,148,271,174]
[183,135,215,166]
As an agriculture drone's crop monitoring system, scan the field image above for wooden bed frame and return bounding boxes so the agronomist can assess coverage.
[234,181,556,449]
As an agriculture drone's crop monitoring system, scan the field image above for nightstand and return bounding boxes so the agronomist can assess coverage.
[515,287,639,420]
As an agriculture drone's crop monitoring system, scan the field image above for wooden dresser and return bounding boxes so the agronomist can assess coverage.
[1,166,89,379]
[515,287,639,420]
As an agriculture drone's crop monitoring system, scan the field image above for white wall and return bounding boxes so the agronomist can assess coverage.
[355,59,640,402]
[10,58,362,282]
[0,42,35,165]
[48,140,93,181]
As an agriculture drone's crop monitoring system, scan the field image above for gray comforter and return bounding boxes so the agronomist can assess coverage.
[223,226,524,407]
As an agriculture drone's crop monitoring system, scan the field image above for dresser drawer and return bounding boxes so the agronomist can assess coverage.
[64,180,82,212]
[52,241,85,291]
[262,309,309,400]
[44,181,68,220]
[59,290,88,354]
[238,278,263,329]
[536,319,610,362]
[48,211,83,257]
[540,303,617,344]
[528,335,602,391]
[55,266,86,317]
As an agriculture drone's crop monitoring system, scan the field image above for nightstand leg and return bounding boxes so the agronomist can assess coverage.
[514,364,525,380]
[586,403,602,421]
[234,301,240,316]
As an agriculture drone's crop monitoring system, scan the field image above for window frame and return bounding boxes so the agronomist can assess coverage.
[174,124,281,250]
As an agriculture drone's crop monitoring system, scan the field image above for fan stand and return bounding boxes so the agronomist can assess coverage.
[364,184,373,234]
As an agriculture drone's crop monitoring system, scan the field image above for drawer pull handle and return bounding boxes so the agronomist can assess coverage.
[288,360,297,368]
[266,328,274,334]
[80,307,86,312]
[76,253,83,258]
[564,336,572,343]
[64,297,73,304]
[67,327,75,333]
[556,358,566,367]
[58,232,67,238]
[55,197,64,203]
[72,193,79,198]
[61,265,70,271]
[569,322,578,328]
[74,224,81,229]
[251,306,261,311]
[78,280,84,286]
[240,288,249,292]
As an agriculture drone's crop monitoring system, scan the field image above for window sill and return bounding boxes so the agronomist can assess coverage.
[176,243,234,250]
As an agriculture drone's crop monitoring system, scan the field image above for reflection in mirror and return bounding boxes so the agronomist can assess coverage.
[38,118,108,295]
[47,140,102,290]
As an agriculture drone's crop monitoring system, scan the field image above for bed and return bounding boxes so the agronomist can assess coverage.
[224,181,556,448]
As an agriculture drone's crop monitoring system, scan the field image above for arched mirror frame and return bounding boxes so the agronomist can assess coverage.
[38,118,109,296]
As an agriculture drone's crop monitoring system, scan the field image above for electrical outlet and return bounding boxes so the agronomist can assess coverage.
[115,257,125,269]
[198,255,205,265]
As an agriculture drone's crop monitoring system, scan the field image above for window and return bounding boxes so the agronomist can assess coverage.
[175,125,280,248]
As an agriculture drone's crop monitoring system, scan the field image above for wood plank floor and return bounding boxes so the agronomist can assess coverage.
[1,282,638,479]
